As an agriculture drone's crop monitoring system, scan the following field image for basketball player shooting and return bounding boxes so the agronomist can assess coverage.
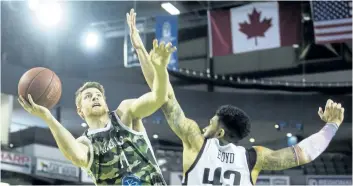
[127,9,345,185]
[17,40,176,185]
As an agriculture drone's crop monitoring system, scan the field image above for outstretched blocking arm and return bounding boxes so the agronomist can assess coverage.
[253,99,344,171]
[125,43,170,119]
[127,10,204,150]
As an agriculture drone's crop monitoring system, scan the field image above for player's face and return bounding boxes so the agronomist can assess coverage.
[79,88,108,118]
[202,115,222,138]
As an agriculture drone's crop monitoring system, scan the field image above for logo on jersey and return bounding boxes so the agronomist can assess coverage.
[122,174,142,186]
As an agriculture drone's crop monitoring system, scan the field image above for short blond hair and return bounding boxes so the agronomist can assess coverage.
[75,82,105,108]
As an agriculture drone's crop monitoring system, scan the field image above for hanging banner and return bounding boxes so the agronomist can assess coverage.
[306,175,352,185]
[0,151,32,174]
[155,15,178,70]
[35,158,79,182]
[256,176,290,185]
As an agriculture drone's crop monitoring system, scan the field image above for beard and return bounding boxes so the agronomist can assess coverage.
[86,106,108,117]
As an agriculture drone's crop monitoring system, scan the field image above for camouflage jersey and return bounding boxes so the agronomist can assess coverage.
[77,111,166,185]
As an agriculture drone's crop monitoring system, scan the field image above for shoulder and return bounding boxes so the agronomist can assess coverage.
[118,99,137,111]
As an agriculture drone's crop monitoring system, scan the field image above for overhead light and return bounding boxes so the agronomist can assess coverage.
[249,138,255,143]
[161,2,180,15]
[292,44,299,48]
[35,2,63,28]
[28,0,40,11]
[286,133,292,137]
[85,32,99,48]
[81,123,87,127]
[274,124,279,129]
[9,144,13,148]
[153,134,159,139]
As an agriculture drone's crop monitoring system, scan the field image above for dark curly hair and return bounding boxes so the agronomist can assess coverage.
[216,105,251,141]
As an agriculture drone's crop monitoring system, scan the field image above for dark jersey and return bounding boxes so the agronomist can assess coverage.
[78,111,166,185]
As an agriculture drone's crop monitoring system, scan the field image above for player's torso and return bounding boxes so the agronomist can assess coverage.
[84,112,165,185]
[183,138,253,186]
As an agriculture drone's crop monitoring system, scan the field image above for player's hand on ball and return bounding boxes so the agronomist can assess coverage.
[150,39,177,69]
[126,9,143,49]
[318,99,344,126]
[18,94,51,120]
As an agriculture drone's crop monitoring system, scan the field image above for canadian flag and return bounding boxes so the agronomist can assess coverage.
[208,2,301,56]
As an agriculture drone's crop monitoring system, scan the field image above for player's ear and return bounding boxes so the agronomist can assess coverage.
[77,107,85,120]
[217,128,225,138]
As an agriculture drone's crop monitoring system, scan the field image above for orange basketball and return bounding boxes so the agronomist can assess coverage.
[18,67,62,109]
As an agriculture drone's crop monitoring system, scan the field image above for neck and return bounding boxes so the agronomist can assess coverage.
[218,138,231,146]
[86,113,110,130]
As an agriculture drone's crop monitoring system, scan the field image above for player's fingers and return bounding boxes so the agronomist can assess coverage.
[168,46,177,53]
[130,9,134,19]
[325,99,332,110]
[165,42,172,51]
[340,108,345,120]
[18,98,26,108]
[332,102,337,109]
[337,103,342,109]
[133,13,136,24]
[159,41,165,50]
[318,107,324,118]
[126,13,130,24]
[27,94,36,107]
[153,39,158,49]
[19,95,32,111]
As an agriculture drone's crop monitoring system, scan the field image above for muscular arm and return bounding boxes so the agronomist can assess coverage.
[253,123,339,171]
[161,97,204,150]
[127,65,169,119]
[43,115,89,168]
[134,36,203,150]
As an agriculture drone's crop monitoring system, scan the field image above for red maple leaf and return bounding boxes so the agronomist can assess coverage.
[238,8,272,46]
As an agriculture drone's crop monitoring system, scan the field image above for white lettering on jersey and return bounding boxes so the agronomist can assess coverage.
[184,138,252,186]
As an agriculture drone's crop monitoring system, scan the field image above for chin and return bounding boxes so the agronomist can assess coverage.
[90,109,107,117]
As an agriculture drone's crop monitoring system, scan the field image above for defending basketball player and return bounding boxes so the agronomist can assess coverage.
[17,40,176,185]
[127,9,345,185]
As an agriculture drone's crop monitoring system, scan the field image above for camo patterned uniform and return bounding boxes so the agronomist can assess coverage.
[77,111,166,185]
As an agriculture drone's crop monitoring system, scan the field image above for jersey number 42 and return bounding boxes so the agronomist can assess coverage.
[202,167,241,186]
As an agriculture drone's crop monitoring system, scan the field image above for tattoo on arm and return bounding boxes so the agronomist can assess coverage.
[161,98,204,149]
[161,98,185,136]
[254,145,311,171]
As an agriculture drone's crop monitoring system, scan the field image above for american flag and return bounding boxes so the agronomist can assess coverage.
[311,1,352,44]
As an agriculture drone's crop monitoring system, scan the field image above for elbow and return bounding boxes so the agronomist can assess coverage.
[153,92,168,106]
[71,154,87,168]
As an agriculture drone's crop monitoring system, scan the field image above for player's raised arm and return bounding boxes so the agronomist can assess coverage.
[253,99,344,171]
[18,95,89,168]
[127,9,204,151]
[123,40,172,119]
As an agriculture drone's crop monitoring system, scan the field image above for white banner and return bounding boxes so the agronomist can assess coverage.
[35,158,79,182]
[256,176,290,185]
[0,151,32,174]
[306,175,352,185]
[0,93,13,145]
